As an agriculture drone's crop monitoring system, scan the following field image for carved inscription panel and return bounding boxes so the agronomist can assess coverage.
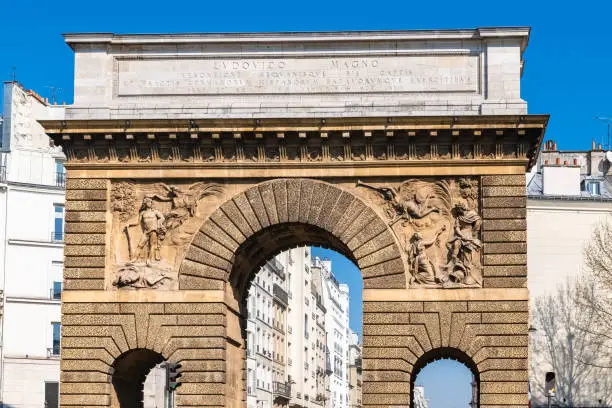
[117,55,479,96]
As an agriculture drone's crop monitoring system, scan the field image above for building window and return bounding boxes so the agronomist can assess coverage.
[55,162,66,188]
[52,281,62,300]
[53,205,64,241]
[45,382,59,408]
[52,322,61,355]
[587,181,601,195]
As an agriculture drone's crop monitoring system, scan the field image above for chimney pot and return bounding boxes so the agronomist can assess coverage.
[592,140,596,150]
[553,142,557,150]
[598,143,602,150]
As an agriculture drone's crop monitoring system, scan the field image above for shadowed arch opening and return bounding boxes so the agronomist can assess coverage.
[178,178,407,293]
[411,347,480,408]
[111,348,165,408]
[231,222,358,301]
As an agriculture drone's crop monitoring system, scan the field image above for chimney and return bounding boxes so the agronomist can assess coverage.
[592,140,596,150]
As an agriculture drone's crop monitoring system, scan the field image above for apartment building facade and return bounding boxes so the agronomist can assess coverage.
[527,140,612,406]
[0,82,65,408]
[246,252,291,408]
[319,259,350,408]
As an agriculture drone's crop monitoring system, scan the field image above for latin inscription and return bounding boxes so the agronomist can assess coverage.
[117,55,478,96]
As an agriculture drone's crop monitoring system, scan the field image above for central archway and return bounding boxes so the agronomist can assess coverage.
[178,178,407,293]
[177,178,406,408]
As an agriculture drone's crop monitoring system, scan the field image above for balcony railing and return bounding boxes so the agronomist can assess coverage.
[266,258,285,279]
[273,283,289,305]
[56,172,66,188]
[273,381,291,399]
[51,231,64,242]
[0,166,6,184]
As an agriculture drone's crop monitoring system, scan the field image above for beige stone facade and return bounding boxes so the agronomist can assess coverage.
[41,28,547,408]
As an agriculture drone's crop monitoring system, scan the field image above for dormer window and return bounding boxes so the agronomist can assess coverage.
[587,181,601,196]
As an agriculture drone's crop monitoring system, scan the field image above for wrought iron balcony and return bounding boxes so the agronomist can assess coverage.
[273,381,291,399]
[56,172,66,188]
[273,283,289,305]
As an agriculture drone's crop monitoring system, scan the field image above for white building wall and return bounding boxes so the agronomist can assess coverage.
[0,82,66,408]
[320,260,350,408]
[527,199,612,300]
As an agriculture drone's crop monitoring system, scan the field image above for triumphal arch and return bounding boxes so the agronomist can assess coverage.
[42,27,548,407]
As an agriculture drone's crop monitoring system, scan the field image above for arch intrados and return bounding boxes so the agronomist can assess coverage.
[111,348,165,408]
[231,222,359,300]
[410,347,479,408]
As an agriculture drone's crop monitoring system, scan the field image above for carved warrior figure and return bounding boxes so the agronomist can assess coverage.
[444,202,482,285]
[112,181,223,289]
[357,178,482,288]
[124,197,166,265]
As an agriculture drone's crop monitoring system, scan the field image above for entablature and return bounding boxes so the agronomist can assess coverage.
[42,115,548,174]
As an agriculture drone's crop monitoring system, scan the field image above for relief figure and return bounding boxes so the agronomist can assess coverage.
[357,177,482,288]
[407,226,446,285]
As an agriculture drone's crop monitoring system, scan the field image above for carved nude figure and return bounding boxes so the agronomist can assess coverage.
[445,202,482,285]
[125,197,166,265]
[407,225,446,285]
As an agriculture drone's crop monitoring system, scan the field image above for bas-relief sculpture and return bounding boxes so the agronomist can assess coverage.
[110,181,223,289]
[357,177,482,288]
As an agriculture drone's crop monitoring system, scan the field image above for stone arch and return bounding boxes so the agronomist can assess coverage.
[111,348,165,408]
[410,347,479,408]
[178,178,406,296]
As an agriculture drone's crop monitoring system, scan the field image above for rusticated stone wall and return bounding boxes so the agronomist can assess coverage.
[362,297,529,407]
[60,299,233,407]
[57,174,532,408]
[64,179,108,290]
[481,175,528,288]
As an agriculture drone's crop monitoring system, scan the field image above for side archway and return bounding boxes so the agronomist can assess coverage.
[178,178,406,294]
[111,348,165,408]
[410,347,479,408]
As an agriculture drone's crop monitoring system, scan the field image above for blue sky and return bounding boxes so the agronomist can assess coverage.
[2,1,607,405]
[2,0,612,150]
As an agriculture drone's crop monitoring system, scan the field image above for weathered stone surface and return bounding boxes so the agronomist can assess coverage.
[63,279,105,290]
[483,242,527,254]
[363,302,424,313]
[65,222,107,233]
[64,234,106,245]
[65,189,107,201]
[482,186,525,197]
[362,273,406,289]
[484,254,527,265]
[65,200,107,211]
[482,196,526,208]
[483,265,527,276]
[64,245,106,256]
[482,231,526,242]
[65,211,107,222]
[482,208,526,219]
[64,256,105,267]
[483,219,526,231]
[64,268,105,279]
[468,301,528,312]
[66,179,107,190]
[483,277,527,288]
